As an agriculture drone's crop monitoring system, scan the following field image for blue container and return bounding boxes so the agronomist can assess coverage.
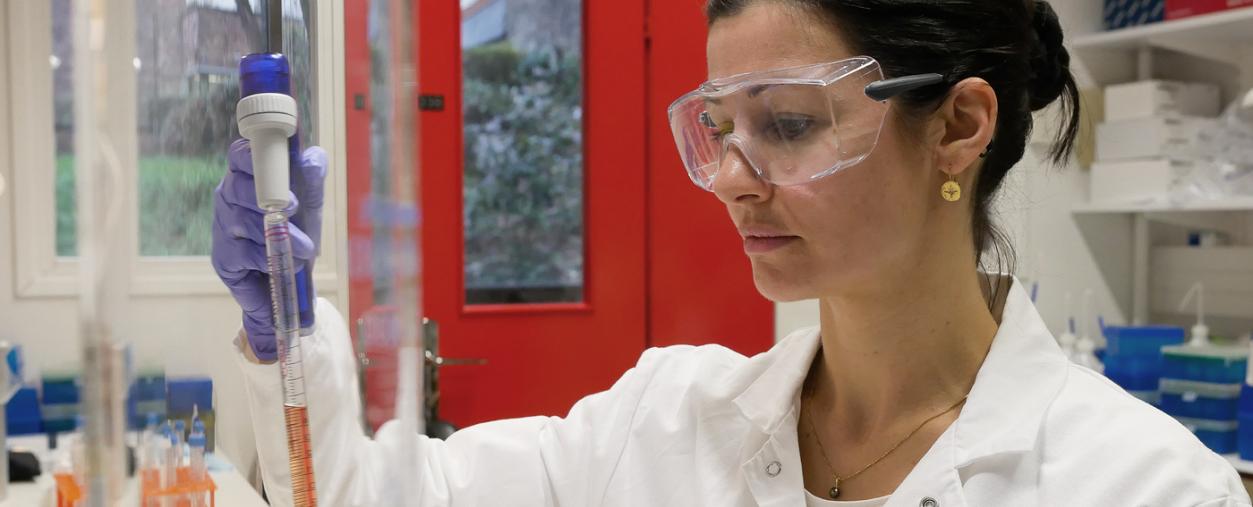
[1104,354,1164,391]
[1159,378,1239,420]
[1104,326,1185,357]
[1240,412,1253,460]
[41,374,79,432]
[1162,345,1248,384]
[1178,417,1238,454]
[126,371,166,429]
[5,386,41,435]
[1104,0,1165,30]
[1242,383,1253,413]
[167,377,213,415]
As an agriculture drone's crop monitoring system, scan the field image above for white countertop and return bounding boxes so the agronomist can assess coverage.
[1,434,266,507]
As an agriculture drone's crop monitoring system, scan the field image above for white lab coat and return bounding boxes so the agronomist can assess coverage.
[236,281,1252,506]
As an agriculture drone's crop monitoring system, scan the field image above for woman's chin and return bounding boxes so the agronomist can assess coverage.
[750,266,814,303]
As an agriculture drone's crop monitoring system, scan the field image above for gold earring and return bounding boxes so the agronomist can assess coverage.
[941,173,962,202]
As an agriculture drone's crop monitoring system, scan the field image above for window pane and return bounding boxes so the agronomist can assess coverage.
[53,0,315,257]
[52,0,75,256]
[462,0,584,305]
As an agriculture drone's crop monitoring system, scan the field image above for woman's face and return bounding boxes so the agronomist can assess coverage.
[706,2,938,302]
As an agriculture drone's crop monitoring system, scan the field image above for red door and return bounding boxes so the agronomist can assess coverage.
[417,0,648,426]
[345,0,770,430]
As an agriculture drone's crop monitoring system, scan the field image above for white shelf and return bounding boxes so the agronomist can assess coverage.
[1068,8,1253,89]
[1073,197,1253,214]
[1072,8,1253,51]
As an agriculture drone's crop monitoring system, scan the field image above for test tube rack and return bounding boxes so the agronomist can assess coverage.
[140,466,217,506]
[53,468,217,507]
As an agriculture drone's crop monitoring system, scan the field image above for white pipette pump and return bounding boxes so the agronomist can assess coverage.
[1178,282,1210,347]
[236,93,298,211]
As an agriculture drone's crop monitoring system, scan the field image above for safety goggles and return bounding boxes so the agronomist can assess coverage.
[667,57,944,191]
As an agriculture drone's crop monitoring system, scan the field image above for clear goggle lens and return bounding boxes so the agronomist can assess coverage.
[668,57,939,191]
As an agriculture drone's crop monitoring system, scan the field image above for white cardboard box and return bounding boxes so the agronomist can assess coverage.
[1104,80,1221,121]
[1096,116,1215,161]
[1089,158,1196,204]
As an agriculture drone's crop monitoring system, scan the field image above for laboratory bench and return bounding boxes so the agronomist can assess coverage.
[0,435,266,507]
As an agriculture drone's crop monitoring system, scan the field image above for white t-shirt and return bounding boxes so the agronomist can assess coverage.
[804,490,889,507]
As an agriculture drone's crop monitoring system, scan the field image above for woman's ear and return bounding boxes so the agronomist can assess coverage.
[933,77,997,177]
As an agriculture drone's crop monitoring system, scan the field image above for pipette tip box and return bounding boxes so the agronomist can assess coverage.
[1161,345,1247,384]
[1159,378,1240,420]
[1176,417,1238,454]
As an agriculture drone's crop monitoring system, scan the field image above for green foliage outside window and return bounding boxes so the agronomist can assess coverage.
[462,42,584,290]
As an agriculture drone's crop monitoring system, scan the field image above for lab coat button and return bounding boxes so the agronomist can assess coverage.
[765,461,782,477]
[920,497,938,507]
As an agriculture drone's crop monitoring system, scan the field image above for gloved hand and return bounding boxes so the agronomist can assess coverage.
[212,139,327,361]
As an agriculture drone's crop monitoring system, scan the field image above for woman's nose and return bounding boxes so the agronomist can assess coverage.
[711,142,771,205]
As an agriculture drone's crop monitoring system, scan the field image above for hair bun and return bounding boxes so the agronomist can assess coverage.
[1027,0,1070,111]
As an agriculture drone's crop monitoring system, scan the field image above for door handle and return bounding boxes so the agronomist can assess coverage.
[424,351,487,367]
[422,317,487,367]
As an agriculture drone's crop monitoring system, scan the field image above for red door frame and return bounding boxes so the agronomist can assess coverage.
[644,1,773,355]
[345,0,772,428]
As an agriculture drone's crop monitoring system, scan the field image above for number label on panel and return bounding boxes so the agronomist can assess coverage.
[419,94,446,111]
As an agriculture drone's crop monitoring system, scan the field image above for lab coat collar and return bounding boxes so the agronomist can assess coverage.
[732,277,1068,468]
[951,279,1069,466]
[731,323,822,434]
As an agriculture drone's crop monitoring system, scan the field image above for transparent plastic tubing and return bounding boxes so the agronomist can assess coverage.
[264,212,317,507]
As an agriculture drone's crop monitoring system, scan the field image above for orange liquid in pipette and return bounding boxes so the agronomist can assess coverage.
[285,404,317,507]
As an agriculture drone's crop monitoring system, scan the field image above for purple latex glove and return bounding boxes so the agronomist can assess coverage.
[212,139,327,361]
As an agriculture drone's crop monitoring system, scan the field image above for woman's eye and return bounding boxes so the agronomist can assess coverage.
[768,116,815,142]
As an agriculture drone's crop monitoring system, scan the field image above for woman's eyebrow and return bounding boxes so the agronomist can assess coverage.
[747,84,776,98]
[702,83,779,105]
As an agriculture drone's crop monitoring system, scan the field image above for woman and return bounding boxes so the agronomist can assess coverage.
[213,1,1250,505]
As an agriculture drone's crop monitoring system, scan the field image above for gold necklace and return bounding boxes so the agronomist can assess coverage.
[802,393,968,499]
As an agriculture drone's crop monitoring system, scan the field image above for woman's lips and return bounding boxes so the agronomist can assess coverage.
[743,235,799,254]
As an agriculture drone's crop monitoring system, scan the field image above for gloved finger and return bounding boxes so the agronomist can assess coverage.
[293,146,328,212]
[212,205,314,271]
[288,220,316,263]
[219,168,300,216]
[224,139,300,214]
[213,183,267,246]
[235,272,279,362]
[211,216,270,280]
[227,139,255,177]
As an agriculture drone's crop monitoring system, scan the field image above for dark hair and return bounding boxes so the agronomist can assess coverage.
[706,0,1081,279]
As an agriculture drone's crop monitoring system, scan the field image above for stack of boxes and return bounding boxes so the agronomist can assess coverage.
[167,377,215,451]
[5,368,218,451]
[40,371,80,433]
[5,386,42,434]
[1241,381,1253,460]
[1103,326,1186,406]
[1104,0,1165,29]
[1158,345,1248,453]
[1104,326,1251,454]
[127,369,167,429]
[1091,80,1221,205]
